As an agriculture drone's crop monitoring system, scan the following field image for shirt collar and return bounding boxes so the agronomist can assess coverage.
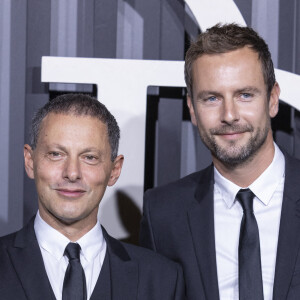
[76,220,105,263]
[34,211,105,262]
[214,143,285,208]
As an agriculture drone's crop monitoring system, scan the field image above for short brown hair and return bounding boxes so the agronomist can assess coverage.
[185,23,275,100]
[31,94,120,161]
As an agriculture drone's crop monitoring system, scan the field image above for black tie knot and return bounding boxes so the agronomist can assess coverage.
[64,242,81,261]
[236,188,255,213]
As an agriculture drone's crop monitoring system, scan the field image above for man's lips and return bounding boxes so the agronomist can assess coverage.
[215,131,247,140]
[55,188,86,198]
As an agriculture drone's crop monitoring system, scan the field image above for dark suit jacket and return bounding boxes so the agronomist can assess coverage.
[140,153,300,300]
[0,218,185,300]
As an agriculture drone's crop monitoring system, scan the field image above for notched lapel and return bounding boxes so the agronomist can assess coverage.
[7,218,55,300]
[187,166,220,300]
[110,255,138,300]
[103,228,138,300]
[273,155,300,300]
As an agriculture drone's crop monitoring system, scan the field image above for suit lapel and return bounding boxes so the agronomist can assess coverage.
[7,218,55,300]
[90,251,111,300]
[273,155,300,300]
[102,228,138,300]
[187,165,220,300]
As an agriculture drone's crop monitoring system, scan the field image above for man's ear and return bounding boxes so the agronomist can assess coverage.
[108,155,124,186]
[24,144,35,179]
[187,95,198,126]
[269,82,280,118]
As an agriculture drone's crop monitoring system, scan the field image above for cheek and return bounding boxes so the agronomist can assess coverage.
[241,105,269,126]
[242,110,257,121]
[82,168,111,189]
[196,109,219,130]
[34,163,62,185]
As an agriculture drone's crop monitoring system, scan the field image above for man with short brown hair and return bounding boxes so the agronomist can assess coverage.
[140,24,300,300]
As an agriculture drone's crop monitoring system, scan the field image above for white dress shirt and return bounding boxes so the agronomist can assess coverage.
[34,212,107,300]
[214,143,285,300]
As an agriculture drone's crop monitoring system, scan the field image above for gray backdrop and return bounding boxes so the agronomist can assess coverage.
[1,0,299,241]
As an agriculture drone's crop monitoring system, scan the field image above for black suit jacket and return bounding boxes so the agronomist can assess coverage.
[140,153,300,300]
[0,218,185,300]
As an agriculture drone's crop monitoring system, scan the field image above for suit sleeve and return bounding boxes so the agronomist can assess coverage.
[139,190,157,251]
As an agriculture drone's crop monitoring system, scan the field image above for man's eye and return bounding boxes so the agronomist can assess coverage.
[206,96,217,102]
[85,155,96,160]
[47,152,62,160]
[84,155,99,163]
[49,152,60,157]
[240,93,252,99]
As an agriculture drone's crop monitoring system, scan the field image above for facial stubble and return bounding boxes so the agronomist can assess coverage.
[199,121,271,167]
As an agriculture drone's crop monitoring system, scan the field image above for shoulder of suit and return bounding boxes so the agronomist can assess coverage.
[121,241,182,272]
[284,151,300,166]
[144,164,212,204]
[0,231,18,248]
[103,226,180,273]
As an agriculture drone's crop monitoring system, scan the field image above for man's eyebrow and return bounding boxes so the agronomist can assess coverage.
[80,147,103,154]
[45,145,103,154]
[235,86,261,94]
[45,144,67,151]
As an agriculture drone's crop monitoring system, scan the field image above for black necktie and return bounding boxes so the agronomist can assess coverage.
[62,242,87,300]
[236,189,264,300]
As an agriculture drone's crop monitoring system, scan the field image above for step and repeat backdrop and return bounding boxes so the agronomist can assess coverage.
[1,0,300,242]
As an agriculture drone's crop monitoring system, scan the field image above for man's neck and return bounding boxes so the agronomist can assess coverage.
[39,210,98,242]
[213,138,275,188]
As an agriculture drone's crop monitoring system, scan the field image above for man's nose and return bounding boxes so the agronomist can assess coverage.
[62,156,82,182]
[221,98,240,125]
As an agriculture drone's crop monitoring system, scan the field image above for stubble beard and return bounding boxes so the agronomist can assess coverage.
[199,122,270,168]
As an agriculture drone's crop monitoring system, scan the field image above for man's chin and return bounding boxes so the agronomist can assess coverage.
[57,214,86,224]
[49,210,88,225]
[213,146,256,167]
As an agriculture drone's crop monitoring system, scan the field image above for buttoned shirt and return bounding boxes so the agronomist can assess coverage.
[214,143,285,300]
[34,212,107,300]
